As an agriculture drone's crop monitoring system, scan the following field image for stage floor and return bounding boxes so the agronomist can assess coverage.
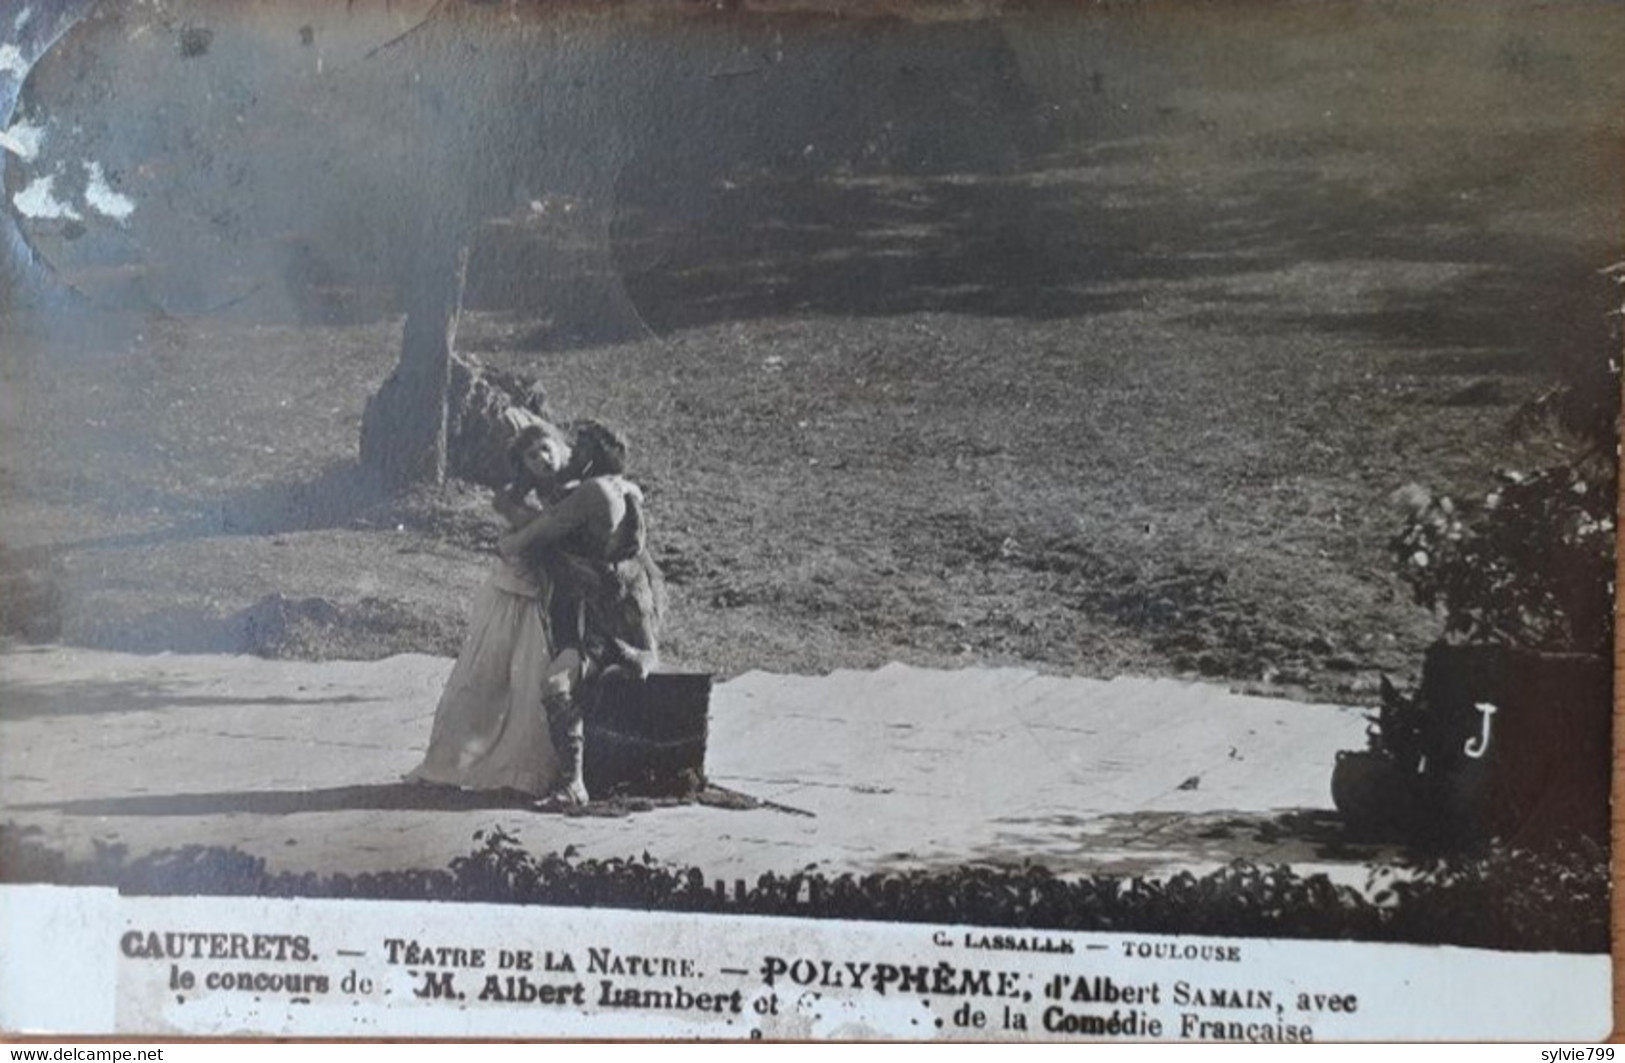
[0,646,1385,885]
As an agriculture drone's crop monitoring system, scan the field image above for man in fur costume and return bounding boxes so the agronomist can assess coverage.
[499,420,666,807]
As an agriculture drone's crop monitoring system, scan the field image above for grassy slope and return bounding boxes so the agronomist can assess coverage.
[2,3,1619,703]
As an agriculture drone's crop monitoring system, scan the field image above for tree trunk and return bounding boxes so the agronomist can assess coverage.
[359,236,471,487]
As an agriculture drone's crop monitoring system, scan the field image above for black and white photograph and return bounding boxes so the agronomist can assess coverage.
[0,0,1618,1041]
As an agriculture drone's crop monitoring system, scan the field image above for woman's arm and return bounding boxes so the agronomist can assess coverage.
[491,488,541,530]
[497,480,610,559]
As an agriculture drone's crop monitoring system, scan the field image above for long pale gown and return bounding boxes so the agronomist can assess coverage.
[404,557,561,794]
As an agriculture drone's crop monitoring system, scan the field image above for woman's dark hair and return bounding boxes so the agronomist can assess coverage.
[571,419,629,477]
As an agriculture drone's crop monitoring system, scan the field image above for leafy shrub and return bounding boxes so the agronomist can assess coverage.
[0,825,1603,953]
[1391,461,1614,655]
[1366,837,1609,954]
[1388,264,1620,656]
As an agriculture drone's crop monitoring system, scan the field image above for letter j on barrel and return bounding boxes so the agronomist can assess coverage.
[1464,702,1497,759]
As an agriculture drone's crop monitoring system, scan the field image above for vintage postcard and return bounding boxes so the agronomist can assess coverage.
[0,0,1617,1041]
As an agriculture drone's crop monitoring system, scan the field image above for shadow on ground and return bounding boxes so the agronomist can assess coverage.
[10,783,771,819]
[74,594,461,660]
[0,673,383,721]
[938,808,1402,874]
[596,161,1614,375]
[10,783,531,817]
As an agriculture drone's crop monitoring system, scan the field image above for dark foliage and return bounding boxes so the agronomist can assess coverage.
[1391,461,1615,655]
[0,826,1604,954]
[1389,265,1620,656]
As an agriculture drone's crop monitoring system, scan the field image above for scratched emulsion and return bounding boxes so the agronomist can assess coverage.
[0,0,95,310]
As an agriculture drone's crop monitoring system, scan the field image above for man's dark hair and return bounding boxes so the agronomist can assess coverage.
[571,420,629,477]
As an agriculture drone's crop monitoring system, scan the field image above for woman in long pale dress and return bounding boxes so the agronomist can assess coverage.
[403,423,575,796]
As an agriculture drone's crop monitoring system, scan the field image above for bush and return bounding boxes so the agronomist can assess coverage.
[1391,461,1614,655]
[1389,263,1620,656]
[0,825,1604,953]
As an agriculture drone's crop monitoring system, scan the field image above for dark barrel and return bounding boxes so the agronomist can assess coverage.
[583,673,712,798]
[1419,644,1611,848]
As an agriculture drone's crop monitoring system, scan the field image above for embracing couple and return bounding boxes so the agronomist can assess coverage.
[405,416,664,808]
